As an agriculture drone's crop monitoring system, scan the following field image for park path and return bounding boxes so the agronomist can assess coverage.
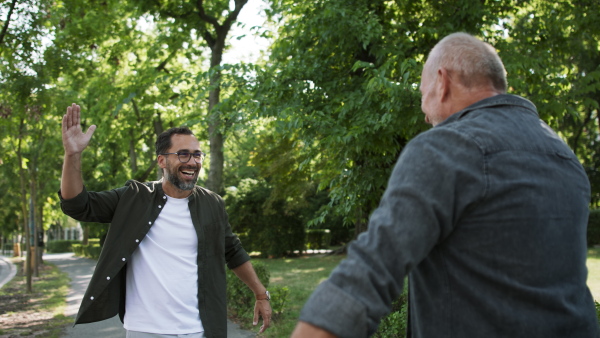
[0,255,17,290]
[44,252,256,338]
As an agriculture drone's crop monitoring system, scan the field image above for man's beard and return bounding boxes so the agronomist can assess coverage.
[165,165,198,191]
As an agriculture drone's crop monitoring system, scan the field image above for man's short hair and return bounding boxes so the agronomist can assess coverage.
[155,127,194,155]
[426,32,507,93]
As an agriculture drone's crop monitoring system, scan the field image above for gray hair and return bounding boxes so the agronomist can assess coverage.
[425,32,507,93]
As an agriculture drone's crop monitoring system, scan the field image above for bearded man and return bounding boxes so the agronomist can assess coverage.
[59,104,271,338]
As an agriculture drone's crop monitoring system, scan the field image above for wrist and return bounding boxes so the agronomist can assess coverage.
[255,290,270,301]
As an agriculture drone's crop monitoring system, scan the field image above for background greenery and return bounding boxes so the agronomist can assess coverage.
[1,2,599,328]
[1,0,599,255]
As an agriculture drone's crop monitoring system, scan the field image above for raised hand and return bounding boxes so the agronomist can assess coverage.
[62,103,96,156]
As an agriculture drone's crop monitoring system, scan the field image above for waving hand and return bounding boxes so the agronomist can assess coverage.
[62,103,96,156]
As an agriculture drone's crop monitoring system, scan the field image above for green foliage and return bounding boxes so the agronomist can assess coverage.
[254,0,527,231]
[269,285,290,319]
[226,178,305,257]
[45,240,79,253]
[373,282,409,338]
[589,209,600,247]
[305,229,331,250]
[226,261,271,321]
[498,0,600,206]
[72,242,102,259]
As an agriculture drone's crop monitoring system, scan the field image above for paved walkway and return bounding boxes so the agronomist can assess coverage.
[44,253,256,338]
[0,255,17,290]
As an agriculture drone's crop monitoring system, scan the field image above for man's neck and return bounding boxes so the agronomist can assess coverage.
[162,181,193,199]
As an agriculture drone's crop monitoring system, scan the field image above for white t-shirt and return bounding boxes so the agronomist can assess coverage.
[124,195,204,334]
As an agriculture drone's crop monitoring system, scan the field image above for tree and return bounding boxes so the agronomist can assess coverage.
[131,0,252,194]
[253,0,523,236]
[499,0,600,206]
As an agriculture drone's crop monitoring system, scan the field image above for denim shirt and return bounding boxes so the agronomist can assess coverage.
[59,180,250,338]
[299,95,600,337]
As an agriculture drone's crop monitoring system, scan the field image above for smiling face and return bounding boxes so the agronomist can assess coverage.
[158,133,202,198]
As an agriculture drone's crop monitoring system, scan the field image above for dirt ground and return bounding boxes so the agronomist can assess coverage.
[0,264,66,338]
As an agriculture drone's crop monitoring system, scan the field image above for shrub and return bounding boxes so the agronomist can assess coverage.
[269,285,290,320]
[226,261,290,325]
[305,229,331,250]
[589,209,600,247]
[46,240,79,253]
[373,282,408,338]
[226,261,270,320]
[72,242,101,259]
[226,179,305,257]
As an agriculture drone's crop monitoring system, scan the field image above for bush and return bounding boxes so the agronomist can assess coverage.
[269,285,290,320]
[226,261,290,324]
[72,243,102,259]
[305,229,331,250]
[373,282,408,338]
[589,209,600,247]
[46,240,79,253]
[226,261,269,320]
[596,301,600,326]
[226,179,305,257]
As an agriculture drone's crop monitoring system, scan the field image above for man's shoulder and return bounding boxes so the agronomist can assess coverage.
[120,179,163,195]
[191,185,223,201]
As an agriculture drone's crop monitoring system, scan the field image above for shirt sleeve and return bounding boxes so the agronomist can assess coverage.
[58,185,126,224]
[298,127,486,337]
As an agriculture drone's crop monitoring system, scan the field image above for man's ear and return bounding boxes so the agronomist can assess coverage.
[438,68,452,102]
[157,155,167,169]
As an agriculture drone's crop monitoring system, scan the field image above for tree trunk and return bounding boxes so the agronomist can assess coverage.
[16,121,32,293]
[196,0,248,195]
[206,50,225,193]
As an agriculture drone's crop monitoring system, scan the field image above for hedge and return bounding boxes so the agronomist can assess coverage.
[46,240,79,253]
[588,209,600,247]
[226,261,289,323]
[72,243,102,259]
[305,229,331,250]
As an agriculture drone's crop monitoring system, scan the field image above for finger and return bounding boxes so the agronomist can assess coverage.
[262,310,271,330]
[73,103,80,127]
[253,303,259,326]
[62,113,68,134]
[86,125,97,138]
[65,105,73,129]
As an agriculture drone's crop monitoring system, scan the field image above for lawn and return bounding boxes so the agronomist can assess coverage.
[1,249,599,338]
[243,249,600,337]
[587,248,600,301]
[250,254,346,337]
[0,259,72,337]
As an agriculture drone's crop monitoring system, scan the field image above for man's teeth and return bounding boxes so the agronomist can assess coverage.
[181,170,195,175]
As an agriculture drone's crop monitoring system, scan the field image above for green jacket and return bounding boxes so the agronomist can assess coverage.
[59,180,250,337]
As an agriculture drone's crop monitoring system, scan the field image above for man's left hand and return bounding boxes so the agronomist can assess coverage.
[253,299,272,333]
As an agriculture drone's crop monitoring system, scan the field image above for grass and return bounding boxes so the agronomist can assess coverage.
[0,248,599,338]
[587,248,600,300]
[243,254,346,337]
[0,258,72,338]
[240,249,600,337]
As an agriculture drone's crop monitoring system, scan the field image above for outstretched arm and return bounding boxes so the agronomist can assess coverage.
[231,261,272,333]
[60,103,96,199]
[292,321,337,338]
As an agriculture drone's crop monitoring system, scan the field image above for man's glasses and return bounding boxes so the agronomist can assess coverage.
[160,151,206,164]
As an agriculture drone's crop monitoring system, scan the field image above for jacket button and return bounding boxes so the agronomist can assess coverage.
[148,221,152,225]
[90,296,94,300]
[163,195,166,199]
[158,205,162,209]
[106,276,110,280]
[122,258,126,261]
[135,239,140,243]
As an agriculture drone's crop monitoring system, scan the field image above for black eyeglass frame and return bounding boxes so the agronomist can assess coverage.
[160,151,206,164]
